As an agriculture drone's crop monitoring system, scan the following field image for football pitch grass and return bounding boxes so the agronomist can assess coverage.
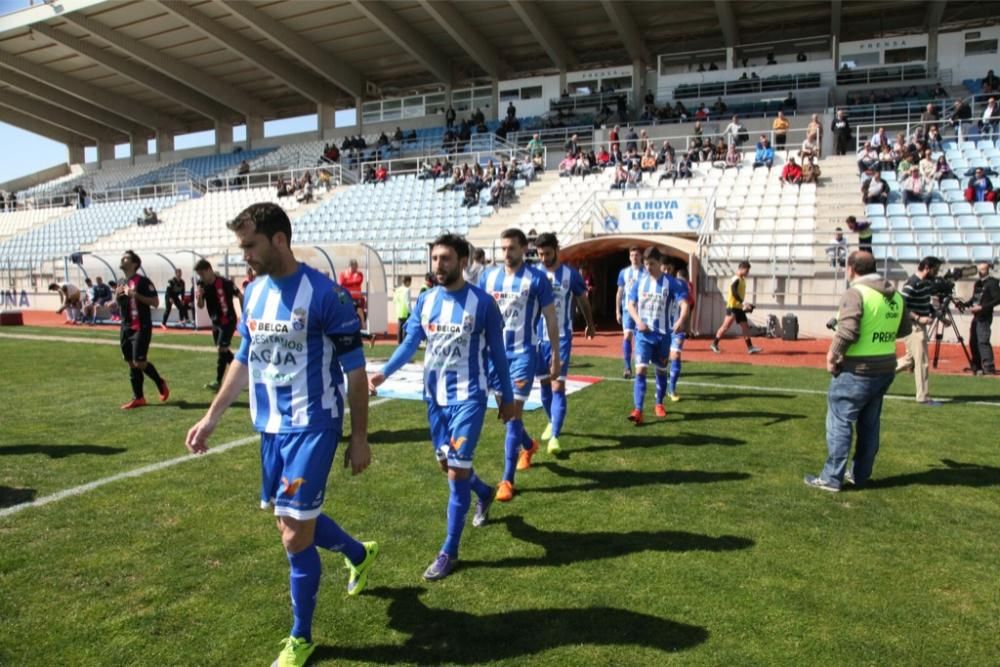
[1,326,998,666]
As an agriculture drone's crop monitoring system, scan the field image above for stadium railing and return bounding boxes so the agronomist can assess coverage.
[205,165,343,193]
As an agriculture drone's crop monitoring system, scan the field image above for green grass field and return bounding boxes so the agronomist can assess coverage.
[1,326,998,666]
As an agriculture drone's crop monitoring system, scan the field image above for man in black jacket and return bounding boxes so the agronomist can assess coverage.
[965,261,1000,374]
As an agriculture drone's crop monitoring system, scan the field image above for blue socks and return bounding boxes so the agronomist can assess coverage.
[655,372,668,405]
[551,388,567,437]
[520,424,535,450]
[314,514,365,566]
[633,373,646,410]
[540,382,553,420]
[669,358,682,395]
[503,419,523,482]
[622,338,633,372]
[442,478,471,558]
[288,546,321,643]
[469,471,492,501]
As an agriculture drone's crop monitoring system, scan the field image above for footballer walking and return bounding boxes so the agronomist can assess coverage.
[194,258,242,390]
[117,250,169,409]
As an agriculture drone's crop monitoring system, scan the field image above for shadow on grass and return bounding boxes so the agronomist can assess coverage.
[523,461,750,494]
[672,392,792,402]
[462,515,753,569]
[0,486,36,508]
[0,444,127,458]
[366,428,432,445]
[869,459,1000,489]
[681,370,753,378]
[559,431,746,457]
[318,585,708,664]
[678,409,807,426]
[167,400,250,410]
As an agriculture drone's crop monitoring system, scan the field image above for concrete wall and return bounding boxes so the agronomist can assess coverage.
[937,26,1000,85]
[0,162,71,193]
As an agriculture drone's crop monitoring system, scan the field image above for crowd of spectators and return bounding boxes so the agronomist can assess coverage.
[276,170,315,202]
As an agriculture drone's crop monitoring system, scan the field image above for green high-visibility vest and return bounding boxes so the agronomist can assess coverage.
[844,283,904,357]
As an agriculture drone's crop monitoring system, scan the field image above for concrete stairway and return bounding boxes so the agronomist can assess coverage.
[466,170,562,252]
[814,155,865,235]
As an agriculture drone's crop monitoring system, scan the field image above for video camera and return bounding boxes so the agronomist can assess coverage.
[929,265,977,311]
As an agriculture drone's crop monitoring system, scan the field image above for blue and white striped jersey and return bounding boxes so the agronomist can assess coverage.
[538,263,587,342]
[628,272,679,335]
[479,263,555,355]
[382,284,513,406]
[235,263,364,434]
[665,274,691,330]
[617,264,646,313]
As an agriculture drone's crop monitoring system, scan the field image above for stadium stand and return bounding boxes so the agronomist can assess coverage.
[0,206,74,242]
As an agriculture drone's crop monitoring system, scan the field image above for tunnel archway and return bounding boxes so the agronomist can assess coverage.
[558,235,700,329]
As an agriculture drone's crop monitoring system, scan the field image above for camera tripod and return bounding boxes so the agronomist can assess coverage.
[928,296,973,371]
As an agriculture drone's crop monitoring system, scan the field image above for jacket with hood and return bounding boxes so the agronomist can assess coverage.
[829,273,913,376]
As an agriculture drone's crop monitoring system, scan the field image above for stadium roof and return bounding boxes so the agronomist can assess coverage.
[0,0,992,146]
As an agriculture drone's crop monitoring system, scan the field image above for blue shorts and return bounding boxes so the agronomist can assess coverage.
[427,400,487,469]
[537,338,571,380]
[622,309,636,332]
[489,349,536,401]
[259,429,338,520]
[670,331,686,353]
[635,331,671,371]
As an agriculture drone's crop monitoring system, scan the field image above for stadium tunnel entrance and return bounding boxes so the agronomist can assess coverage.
[558,235,700,330]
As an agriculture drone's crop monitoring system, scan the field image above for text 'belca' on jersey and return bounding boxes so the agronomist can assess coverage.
[538,264,587,343]
[480,264,554,355]
[235,263,362,434]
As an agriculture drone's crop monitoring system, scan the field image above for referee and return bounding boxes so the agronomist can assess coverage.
[117,250,169,409]
[896,256,943,406]
[194,259,242,391]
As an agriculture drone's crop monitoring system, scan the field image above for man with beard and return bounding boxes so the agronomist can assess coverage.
[369,233,515,581]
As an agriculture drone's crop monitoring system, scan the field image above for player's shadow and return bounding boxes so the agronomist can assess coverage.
[678,409,807,426]
[463,515,754,569]
[0,444,127,458]
[0,486,36,508]
[678,392,791,402]
[524,461,750,494]
[316,585,708,664]
[168,400,250,410]
[868,459,1000,489]
[365,428,432,445]
[681,369,753,378]
[560,431,746,458]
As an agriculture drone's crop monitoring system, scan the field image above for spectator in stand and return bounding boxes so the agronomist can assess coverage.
[876,142,895,172]
[611,162,628,190]
[596,145,611,167]
[563,133,579,157]
[902,166,931,204]
[237,160,250,176]
[753,136,774,170]
[807,113,824,157]
[857,141,879,175]
[948,98,972,132]
[965,167,995,202]
[640,147,657,173]
[609,125,620,153]
[934,155,956,183]
[558,154,576,177]
[772,111,790,151]
[918,149,936,183]
[626,160,642,189]
[982,70,1000,93]
[927,125,943,151]
[802,156,822,184]
[506,101,517,119]
[609,143,624,166]
[723,115,742,147]
[625,126,639,153]
[870,126,888,150]
[831,109,852,156]
[320,143,340,164]
[780,157,802,186]
[783,92,798,112]
[657,150,676,184]
[275,176,292,198]
[845,216,873,253]
[825,228,848,267]
[362,165,376,185]
[675,152,694,182]
[931,82,948,98]
[695,103,709,121]
[799,132,819,160]
[527,133,545,171]
[674,100,688,120]
[638,128,650,153]
[920,103,939,134]
[656,140,675,166]
[374,164,388,185]
[462,178,480,208]
[445,105,456,127]
[982,97,998,136]
[862,171,890,205]
[708,62,718,71]
[712,97,728,114]
[797,51,807,62]
[896,152,914,179]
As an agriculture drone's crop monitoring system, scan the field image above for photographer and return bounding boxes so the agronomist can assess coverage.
[896,256,943,405]
[805,251,912,492]
[965,261,1000,375]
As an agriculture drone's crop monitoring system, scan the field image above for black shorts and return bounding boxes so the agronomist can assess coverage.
[726,308,748,324]
[121,327,152,363]
[213,322,236,349]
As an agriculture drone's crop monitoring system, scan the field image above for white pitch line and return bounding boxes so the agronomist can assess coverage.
[0,398,390,519]
[0,331,213,353]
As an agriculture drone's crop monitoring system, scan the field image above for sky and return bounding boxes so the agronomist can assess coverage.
[0,0,364,185]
